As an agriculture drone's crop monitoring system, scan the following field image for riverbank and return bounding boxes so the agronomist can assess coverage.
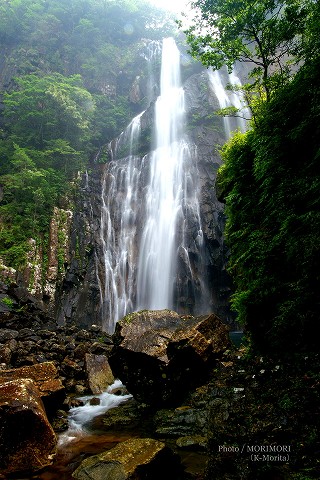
[1,283,319,479]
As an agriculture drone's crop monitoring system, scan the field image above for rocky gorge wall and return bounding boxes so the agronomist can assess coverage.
[54,61,236,331]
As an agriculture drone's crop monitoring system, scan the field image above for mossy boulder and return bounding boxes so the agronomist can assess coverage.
[72,438,184,480]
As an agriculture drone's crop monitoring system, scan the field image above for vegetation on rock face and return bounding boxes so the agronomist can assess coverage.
[219,61,320,354]
[185,0,320,355]
[184,3,320,477]
[0,0,177,278]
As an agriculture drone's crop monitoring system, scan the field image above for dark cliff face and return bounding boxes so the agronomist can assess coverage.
[182,71,233,322]
[55,66,235,330]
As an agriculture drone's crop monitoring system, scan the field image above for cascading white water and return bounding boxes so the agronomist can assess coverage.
[97,113,144,332]
[208,67,248,138]
[141,40,162,104]
[59,380,132,445]
[137,37,196,310]
[97,38,204,332]
[228,70,248,133]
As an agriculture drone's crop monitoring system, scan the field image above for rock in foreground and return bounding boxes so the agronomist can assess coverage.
[0,361,65,414]
[73,437,184,480]
[0,379,57,475]
[85,353,114,394]
[109,310,230,406]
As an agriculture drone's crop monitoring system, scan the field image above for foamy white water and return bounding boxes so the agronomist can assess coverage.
[96,38,205,331]
[58,380,132,445]
[97,113,144,333]
[137,37,194,309]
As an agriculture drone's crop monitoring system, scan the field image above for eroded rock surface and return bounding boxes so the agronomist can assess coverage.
[0,378,57,475]
[0,361,65,413]
[85,353,114,394]
[109,310,230,406]
[0,282,113,396]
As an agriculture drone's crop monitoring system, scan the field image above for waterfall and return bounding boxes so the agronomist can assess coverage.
[208,67,248,139]
[137,37,193,310]
[141,40,162,104]
[97,113,144,332]
[228,70,248,133]
[97,38,205,332]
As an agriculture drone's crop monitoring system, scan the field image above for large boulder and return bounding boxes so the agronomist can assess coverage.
[72,438,184,480]
[85,353,114,394]
[0,378,57,475]
[109,310,230,406]
[0,361,65,414]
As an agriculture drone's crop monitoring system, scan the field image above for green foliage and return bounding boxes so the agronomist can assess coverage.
[0,74,91,270]
[218,56,320,354]
[1,296,14,308]
[4,73,95,150]
[0,0,177,273]
[183,0,315,104]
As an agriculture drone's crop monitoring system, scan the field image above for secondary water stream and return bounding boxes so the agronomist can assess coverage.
[208,66,248,138]
[22,381,132,480]
[26,379,206,480]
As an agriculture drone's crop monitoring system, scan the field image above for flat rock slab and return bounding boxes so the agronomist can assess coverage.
[72,437,184,480]
[0,378,57,475]
[109,310,230,406]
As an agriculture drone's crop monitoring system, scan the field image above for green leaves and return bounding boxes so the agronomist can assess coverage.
[218,57,320,355]
[185,0,315,103]
[4,73,95,150]
[0,0,180,275]
[0,73,92,270]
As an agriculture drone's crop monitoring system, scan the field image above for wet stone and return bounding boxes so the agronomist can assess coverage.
[0,378,57,475]
[0,329,19,343]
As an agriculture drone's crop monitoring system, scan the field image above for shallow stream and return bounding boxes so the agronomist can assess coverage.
[13,380,207,479]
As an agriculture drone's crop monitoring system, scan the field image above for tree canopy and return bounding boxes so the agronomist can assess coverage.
[0,0,177,275]
[183,0,315,101]
[4,74,94,150]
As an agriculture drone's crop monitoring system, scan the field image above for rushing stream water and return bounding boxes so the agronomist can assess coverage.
[58,380,132,445]
[30,380,206,480]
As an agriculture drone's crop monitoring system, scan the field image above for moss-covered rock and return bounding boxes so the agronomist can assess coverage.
[72,438,184,480]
